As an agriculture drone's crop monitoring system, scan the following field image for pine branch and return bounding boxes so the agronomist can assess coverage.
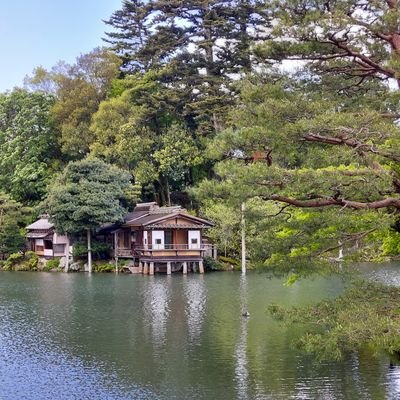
[265,195,400,210]
[302,133,400,163]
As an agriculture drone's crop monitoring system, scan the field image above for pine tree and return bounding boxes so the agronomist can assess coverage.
[45,158,131,272]
[258,0,400,90]
[104,0,269,132]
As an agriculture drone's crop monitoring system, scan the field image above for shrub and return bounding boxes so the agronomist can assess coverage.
[204,256,224,271]
[43,257,60,271]
[3,251,38,271]
[4,252,24,270]
[25,251,39,271]
[218,255,240,270]
[93,261,115,272]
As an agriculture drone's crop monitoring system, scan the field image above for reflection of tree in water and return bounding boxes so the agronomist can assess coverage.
[184,276,206,342]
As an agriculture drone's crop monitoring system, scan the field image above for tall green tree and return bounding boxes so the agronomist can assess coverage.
[258,0,400,90]
[0,89,60,204]
[193,0,400,266]
[195,76,399,265]
[25,48,121,159]
[90,71,204,205]
[45,158,131,272]
[0,193,29,260]
[104,0,269,132]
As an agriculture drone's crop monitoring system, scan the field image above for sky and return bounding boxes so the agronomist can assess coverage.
[0,0,122,92]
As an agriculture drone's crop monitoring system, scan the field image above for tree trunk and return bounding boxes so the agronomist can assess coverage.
[87,229,92,273]
[158,174,170,206]
[166,179,171,207]
[157,177,167,206]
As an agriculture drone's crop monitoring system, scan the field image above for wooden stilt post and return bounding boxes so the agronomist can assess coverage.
[167,262,172,275]
[183,262,187,274]
[199,260,204,274]
[144,262,149,275]
[115,257,118,274]
[149,262,154,275]
[138,261,143,274]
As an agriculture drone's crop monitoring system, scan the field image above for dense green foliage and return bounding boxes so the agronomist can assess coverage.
[0,193,30,260]
[25,48,121,159]
[45,158,131,271]
[3,251,39,271]
[45,158,131,234]
[194,1,400,267]
[0,90,60,204]
[104,0,268,131]
[1,0,400,265]
[43,257,61,271]
[2,0,400,265]
[269,281,400,361]
[195,78,397,266]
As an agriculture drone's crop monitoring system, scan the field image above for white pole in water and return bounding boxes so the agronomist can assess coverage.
[241,202,246,275]
[87,229,92,273]
[64,235,70,273]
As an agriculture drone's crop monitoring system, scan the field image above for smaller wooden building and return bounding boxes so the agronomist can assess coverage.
[102,203,215,274]
[26,218,71,259]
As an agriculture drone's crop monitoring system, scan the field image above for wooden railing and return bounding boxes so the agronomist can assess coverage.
[134,244,211,251]
[115,243,216,257]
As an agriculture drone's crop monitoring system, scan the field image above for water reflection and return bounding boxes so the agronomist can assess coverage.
[183,275,206,342]
[356,262,400,287]
[143,277,171,347]
[387,363,400,399]
[0,271,399,399]
[234,275,250,400]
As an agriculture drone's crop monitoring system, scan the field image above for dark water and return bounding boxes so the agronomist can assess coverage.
[0,269,399,400]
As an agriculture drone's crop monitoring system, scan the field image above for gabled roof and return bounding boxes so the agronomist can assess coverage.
[26,218,54,231]
[123,212,213,228]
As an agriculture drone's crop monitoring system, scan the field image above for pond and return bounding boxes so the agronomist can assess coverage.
[0,267,399,399]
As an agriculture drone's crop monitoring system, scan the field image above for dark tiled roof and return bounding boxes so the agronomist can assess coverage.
[26,218,54,230]
[124,212,213,228]
[124,210,149,222]
[147,224,211,229]
[96,210,150,234]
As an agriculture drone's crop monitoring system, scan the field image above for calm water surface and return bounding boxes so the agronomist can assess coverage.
[0,268,399,399]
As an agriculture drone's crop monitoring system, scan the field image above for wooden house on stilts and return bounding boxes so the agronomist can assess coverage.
[100,203,216,274]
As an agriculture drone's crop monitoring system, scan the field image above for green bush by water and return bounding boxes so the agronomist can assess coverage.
[204,256,224,271]
[3,251,38,271]
[43,257,61,271]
